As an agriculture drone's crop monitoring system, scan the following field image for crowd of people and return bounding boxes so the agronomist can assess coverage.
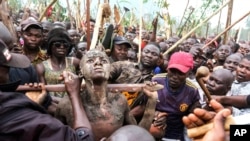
[1,6,250,141]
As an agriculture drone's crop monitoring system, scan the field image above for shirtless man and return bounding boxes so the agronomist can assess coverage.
[56,49,158,141]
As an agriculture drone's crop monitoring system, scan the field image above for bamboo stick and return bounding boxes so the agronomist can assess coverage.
[163,0,230,56]
[86,0,90,50]
[201,10,250,50]
[138,0,143,63]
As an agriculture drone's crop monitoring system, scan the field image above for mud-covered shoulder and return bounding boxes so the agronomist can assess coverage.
[54,95,74,127]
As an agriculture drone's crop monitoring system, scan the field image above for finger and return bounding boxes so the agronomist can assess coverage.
[209,99,225,113]
[193,108,216,121]
[187,113,206,126]
[213,109,231,139]
[33,82,38,88]
[183,116,197,128]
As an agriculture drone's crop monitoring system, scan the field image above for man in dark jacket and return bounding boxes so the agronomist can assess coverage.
[0,39,94,141]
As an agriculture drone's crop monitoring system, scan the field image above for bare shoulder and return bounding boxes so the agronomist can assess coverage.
[35,62,45,74]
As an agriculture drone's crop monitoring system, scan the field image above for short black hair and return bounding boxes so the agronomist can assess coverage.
[144,42,161,53]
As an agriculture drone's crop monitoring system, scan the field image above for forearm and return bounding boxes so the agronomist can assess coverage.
[69,92,92,130]
[138,97,157,130]
[219,95,249,108]
[149,26,157,42]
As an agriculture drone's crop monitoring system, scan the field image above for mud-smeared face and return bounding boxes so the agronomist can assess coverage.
[80,49,110,80]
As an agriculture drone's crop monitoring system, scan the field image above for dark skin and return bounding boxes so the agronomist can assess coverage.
[223,53,242,73]
[62,71,92,130]
[182,99,230,141]
[56,50,136,141]
[36,41,80,84]
[129,43,161,118]
[22,27,43,62]
[110,44,130,62]
[236,58,250,83]
[214,45,232,66]
[206,69,234,96]
[68,29,80,45]
[56,50,158,141]
[167,68,201,112]
[213,58,250,109]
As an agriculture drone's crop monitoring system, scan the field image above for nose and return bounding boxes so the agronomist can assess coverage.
[94,57,102,65]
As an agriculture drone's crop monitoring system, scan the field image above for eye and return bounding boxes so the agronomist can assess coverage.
[86,59,94,63]
[101,59,108,64]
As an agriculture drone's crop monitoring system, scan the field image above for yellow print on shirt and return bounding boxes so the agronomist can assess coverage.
[179,103,188,112]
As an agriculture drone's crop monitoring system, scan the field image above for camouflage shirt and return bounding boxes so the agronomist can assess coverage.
[109,60,154,84]
[22,47,48,65]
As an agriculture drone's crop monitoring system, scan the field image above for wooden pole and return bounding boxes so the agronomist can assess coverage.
[86,0,90,50]
[89,4,104,50]
[138,0,143,63]
[202,10,250,50]
[163,0,230,56]
[223,0,233,44]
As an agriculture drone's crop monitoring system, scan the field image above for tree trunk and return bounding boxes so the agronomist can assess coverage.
[223,0,233,44]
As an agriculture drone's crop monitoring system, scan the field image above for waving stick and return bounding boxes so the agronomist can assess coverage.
[195,66,211,101]
[163,0,230,56]
[89,3,111,50]
[201,10,250,50]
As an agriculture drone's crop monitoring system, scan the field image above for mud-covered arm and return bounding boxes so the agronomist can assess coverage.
[138,82,159,130]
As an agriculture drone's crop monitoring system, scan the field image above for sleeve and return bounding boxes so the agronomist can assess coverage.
[109,61,123,83]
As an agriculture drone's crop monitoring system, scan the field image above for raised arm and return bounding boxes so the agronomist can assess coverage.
[62,71,92,130]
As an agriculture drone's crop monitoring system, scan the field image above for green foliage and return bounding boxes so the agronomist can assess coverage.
[8,0,23,13]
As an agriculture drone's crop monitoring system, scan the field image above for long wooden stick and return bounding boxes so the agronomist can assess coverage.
[16,84,164,92]
[89,4,104,50]
[163,0,230,56]
[201,10,250,50]
[138,0,143,63]
[38,0,57,22]
[86,0,90,50]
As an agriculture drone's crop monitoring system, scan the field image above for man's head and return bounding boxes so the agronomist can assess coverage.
[21,18,43,50]
[167,52,193,90]
[236,54,250,82]
[111,36,132,62]
[223,53,243,72]
[74,41,87,60]
[102,125,155,141]
[183,38,196,52]
[206,68,234,96]
[215,45,232,62]
[237,43,250,56]
[80,49,110,82]
[141,42,161,68]
[41,21,53,41]
[189,44,207,70]
[68,29,80,45]
[47,28,72,57]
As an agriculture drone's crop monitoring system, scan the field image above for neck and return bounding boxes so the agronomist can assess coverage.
[84,79,108,104]
[139,62,154,72]
[23,46,40,54]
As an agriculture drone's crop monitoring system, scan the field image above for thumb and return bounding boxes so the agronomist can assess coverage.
[213,109,231,139]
